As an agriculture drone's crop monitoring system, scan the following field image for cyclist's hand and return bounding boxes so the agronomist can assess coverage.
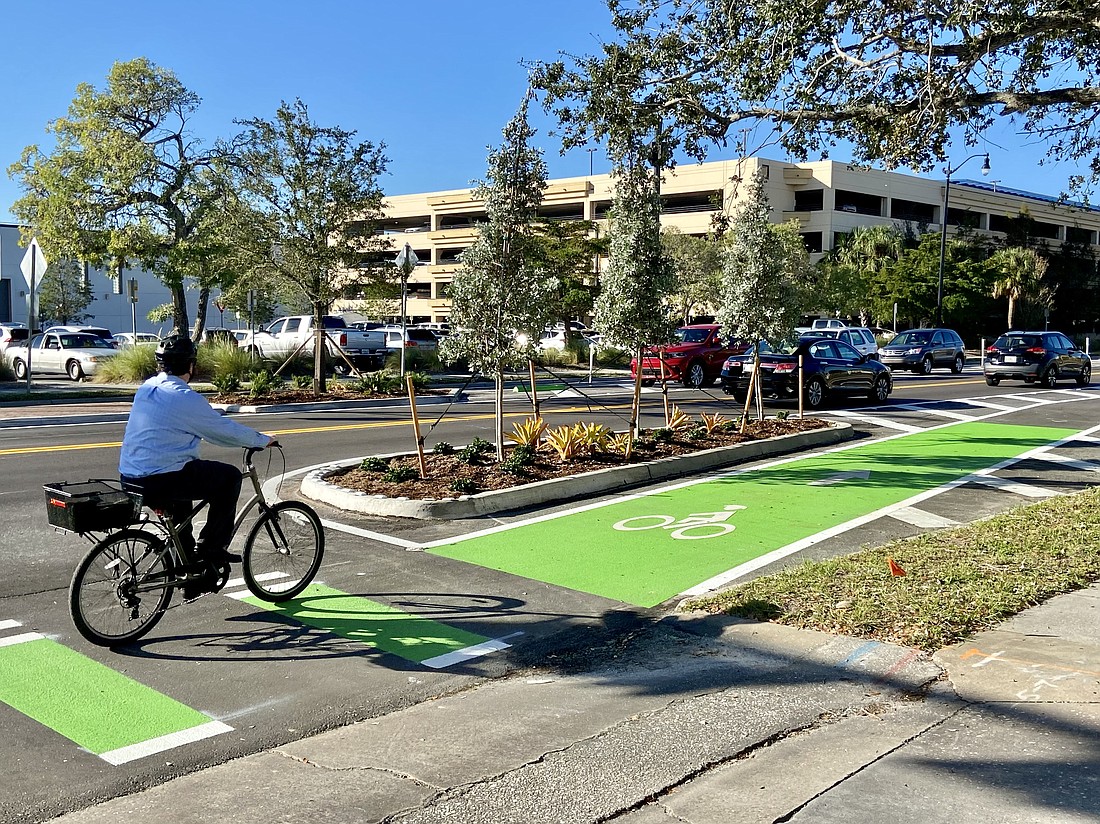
[266,436,280,449]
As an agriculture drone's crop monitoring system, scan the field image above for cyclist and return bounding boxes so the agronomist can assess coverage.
[119,334,275,597]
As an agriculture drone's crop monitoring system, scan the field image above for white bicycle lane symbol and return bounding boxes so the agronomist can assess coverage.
[612,505,747,540]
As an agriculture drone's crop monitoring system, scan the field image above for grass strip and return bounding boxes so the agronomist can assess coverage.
[683,486,1100,651]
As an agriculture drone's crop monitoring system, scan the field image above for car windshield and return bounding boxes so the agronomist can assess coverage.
[407,330,437,342]
[807,329,839,339]
[891,331,932,346]
[674,327,713,344]
[61,334,112,349]
[994,334,1041,349]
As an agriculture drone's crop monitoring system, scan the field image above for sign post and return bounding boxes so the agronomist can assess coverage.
[394,243,419,376]
[128,278,139,338]
[19,239,48,390]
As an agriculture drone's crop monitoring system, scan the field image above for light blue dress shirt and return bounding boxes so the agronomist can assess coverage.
[119,372,270,478]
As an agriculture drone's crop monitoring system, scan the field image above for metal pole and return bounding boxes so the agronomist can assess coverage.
[400,243,411,377]
[25,247,35,391]
[936,171,951,327]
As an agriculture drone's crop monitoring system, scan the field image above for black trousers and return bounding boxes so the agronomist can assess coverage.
[122,459,242,553]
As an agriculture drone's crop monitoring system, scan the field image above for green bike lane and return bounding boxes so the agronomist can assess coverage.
[425,419,1085,608]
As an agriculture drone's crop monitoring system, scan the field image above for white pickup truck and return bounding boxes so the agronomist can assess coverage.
[242,315,389,374]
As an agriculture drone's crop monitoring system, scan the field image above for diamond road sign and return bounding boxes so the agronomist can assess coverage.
[19,239,48,293]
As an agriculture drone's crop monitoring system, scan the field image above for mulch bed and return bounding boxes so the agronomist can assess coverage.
[330,417,829,499]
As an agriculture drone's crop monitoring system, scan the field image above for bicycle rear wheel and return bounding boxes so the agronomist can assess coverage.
[242,502,324,602]
[69,529,174,646]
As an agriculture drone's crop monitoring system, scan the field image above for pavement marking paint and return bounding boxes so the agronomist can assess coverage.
[968,475,1061,498]
[428,421,1083,607]
[0,619,23,632]
[0,632,229,763]
[238,583,511,666]
[1035,452,1100,473]
[888,507,960,529]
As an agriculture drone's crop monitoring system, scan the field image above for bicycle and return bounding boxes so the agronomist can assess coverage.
[44,445,325,647]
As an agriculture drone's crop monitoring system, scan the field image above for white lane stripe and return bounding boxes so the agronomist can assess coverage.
[99,720,233,765]
[1033,453,1100,473]
[825,411,921,432]
[320,519,421,549]
[224,572,289,588]
[888,507,960,528]
[1000,393,1056,404]
[679,418,1100,598]
[1074,435,1100,444]
[421,632,523,669]
[969,476,1061,498]
[1049,389,1089,397]
[0,632,43,647]
[0,619,22,631]
[960,399,1016,411]
[891,404,974,421]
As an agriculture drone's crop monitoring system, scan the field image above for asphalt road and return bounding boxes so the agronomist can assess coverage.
[3,368,1099,822]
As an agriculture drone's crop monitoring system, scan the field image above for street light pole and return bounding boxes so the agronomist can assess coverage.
[936,152,990,326]
[394,242,418,376]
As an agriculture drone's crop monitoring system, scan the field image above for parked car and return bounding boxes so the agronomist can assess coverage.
[8,331,119,381]
[721,336,892,409]
[631,324,751,388]
[983,331,1091,388]
[878,328,966,374]
[112,332,161,347]
[0,323,30,354]
[379,326,440,351]
[193,327,238,345]
[43,325,117,348]
[802,326,880,360]
[416,322,451,337]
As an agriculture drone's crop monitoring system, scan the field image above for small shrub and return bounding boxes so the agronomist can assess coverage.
[0,359,13,382]
[432,441,455,455]
[775,410,791,420]
[506,416,547,448]
[383,349,441,373]
[608,432,632,455]
[700,411,729,434]
[501,444,536,474]
[292,374,312,389]
[457,443,485,465]
[545,424,585,461]
[667,405,694,432]
[98,345,156,383]
[594,345,629,367]
[359,456,389,472]
[248,369,282,398]
[652,427,674,442]
[354,371,401,394]
[200,341,253,384]
[406,370,432,391]
[212,373,241,393]
[574,422,611,454]
[450,478,480,494]
[536,347,577,367]
[382,464,420,483]
[470,437,494,454]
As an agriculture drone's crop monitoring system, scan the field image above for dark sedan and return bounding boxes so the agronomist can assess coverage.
[721,336,892,409]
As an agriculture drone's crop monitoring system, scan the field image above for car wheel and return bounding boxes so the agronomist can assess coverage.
[67,360,85,381]
[985,376,1000,386]
[804,376,826,409]
[682,361,706,388]
[1077,362,1091,387]
[13,359,26,380]
[333,362,351,378]
[869,374,891,402]
[951,354,965,374]
[919,356,933,375]
[732,390,748,404]
[1041,366,1058,389]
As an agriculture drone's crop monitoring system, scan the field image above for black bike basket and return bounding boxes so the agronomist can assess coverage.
[43,481,142,533]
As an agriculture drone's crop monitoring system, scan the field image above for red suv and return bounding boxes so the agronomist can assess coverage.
[631,325,751,388]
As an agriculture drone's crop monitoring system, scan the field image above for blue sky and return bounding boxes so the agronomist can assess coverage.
[0,1,1084,224]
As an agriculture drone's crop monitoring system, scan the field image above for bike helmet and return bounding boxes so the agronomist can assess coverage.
[155,334,197,375]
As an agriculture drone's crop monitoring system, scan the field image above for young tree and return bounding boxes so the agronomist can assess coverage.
[7,58,228,336]
[441,94,556,459]
[534,2,1100,195]
[990,247,1052,330]
[662,228,722,324]
[36,259,93,326]
[531,219,606,351]
[221,99,389,393]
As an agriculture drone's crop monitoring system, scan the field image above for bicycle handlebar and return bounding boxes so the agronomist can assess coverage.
[244,441,280,465]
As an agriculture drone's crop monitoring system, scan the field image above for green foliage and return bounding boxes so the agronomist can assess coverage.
[432,442,455,455]
[292,374,312,389]
[382,463,420,483]
[248,369,282,398]
[450,478,480,494]
[36,259,92,326]
[201,341,254,383]
[662,228,722,324]
[544,423,586,461]
[470,437,495,454]
[989,247,1053,329]
[211,373,241,393]
[353,371,401,394]
[775,410,790,421]
[384,349,441,373]
[97,345,157,383]
[359,456,389,472]
[506,416,547,448]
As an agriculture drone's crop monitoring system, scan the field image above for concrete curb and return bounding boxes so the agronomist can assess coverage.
[301,421,853,520]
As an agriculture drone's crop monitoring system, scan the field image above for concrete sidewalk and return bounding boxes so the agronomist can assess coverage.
[51,585,1100,824]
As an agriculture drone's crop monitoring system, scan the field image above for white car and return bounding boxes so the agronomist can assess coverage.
[802,326,880,360]
[112,332,161,347]
[9,331,119,380]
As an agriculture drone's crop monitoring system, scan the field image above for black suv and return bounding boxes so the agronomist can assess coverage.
[983,331,1091,388]
[878,328,966,374]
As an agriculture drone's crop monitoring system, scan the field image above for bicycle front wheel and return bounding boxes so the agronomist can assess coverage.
[69,529,174,646]
[243,502,324,602]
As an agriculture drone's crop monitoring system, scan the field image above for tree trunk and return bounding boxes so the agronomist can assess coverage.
[1007,297,1016,330]
[171,283,190,337]
[193,286,211,342]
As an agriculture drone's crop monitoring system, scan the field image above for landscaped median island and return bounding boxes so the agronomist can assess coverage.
[305,413,847,519]
[684,486,1100,652]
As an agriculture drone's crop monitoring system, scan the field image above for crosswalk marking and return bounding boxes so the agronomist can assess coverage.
[888,507,960,528]
[1033,452,1100,473]
[969,475,1061,498]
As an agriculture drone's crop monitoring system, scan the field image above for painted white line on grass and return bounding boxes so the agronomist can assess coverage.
[421,632,523,669]
[678,418,1100,598]
[0,619,22,632]
[0,632,43,647]
[99,720,233,766]
[968,476,1061,498]
[888,507,960,529]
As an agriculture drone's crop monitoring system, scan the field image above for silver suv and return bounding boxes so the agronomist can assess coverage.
[879,328,966,374]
